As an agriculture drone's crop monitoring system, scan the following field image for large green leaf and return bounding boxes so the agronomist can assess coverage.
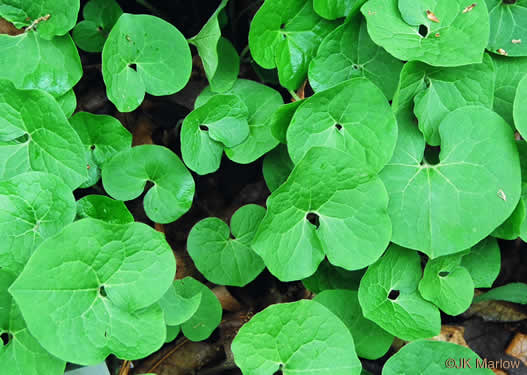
[196,79,283,163]
[9,219,176,365]
[0,32,82,97]
[0,80,87,189]
[309,15,403,99]
[102,145,195,224]
[102,14,192,112]
[358,245,441,341]
[252,147,391,281]
[313,0,366,19]
[187,204,266,287]
[70,112,132,188]
[418,252,474,316]
[181,94,249,175]
[72,0,123,53]
[492,55,527,125]
[76,195,134,224]
[0,172,75,274]
[486,0,527,57]
[315,290,393,360]
[287,78,397,173]
[514,74,527,138]
[232,299,362,375]
[383,340,493,374]
[0,0,80,38]
[248,0,337,89]
[361,0,490,67]
[380,106,521,257]
[0,270,66,375]
[461,237,501,288]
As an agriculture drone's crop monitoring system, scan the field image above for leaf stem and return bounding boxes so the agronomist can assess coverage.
[288,89,301,102]
[24,14,50,33]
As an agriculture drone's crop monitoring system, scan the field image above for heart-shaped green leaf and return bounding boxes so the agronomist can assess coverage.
[461,237,501,288]
[380,106,520,257]
[395,54,495,146]
[315,290,394,360]
[76,195,134,224]
[418,252,474,315]
[232,299,362,375]
[0,270,66,375]
[262,144,294,192]
[196,79,283,163]
[302,259,364,293]
[361,0,490,67]
[252,147,391,281]
[486,0,527,57]
[383,340,494,374]
[70,112,132,188]
[187,204,266,286]
[0,32,82,97]
[493,55,527,125]
[171,277,222,341]
[287,78,397,172]
[102,145,195,224]
[72,0,123,53]
[0,80,87,189]
[309,15,403,99]
[358,245,441,341]
[181,94,249,175]
[102,13,192,112]
[9,218,176,365]
[313,0,366,19]
[159,281,202,326]
[0,172,75,274]
[0,0,80,38]
[248,0,337,89]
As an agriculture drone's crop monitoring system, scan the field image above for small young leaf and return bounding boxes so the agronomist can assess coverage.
[102,145,195,224]
[187,204,266,286]
[76,195,134,224]
[0,80,88,189]
[70,112,132,188]
[0,0,80,38]
[473,283,527,304]
[196,79,283,163]
[248,0,338,89]
[165,325,180,343]
[380,106,521,257]
[493,55,527,125]
[9,218,176,365]
[314,290,394,360]
[181,94,249,175]
[486,0,527,57]
[159,281,202,326]
[209,37,240,93]
[418,252,474,316]
[383,340,493,374]
[252,147,391,281]
[0,172,76,274]
[232,299,362,375]
[56,89,76,118]
[72,0,123,53]
[358,245,441,341]
[313,0,366,19]
[102,14,192,112]
[0,270,66,375]
[302,259,364,293]
[174,277,222,342]
[461,237,501,288]
[262,145,294,192]
[287,78,398,173]
[0,32,82,97]
[361,0,490,67]
[309,15,403,99]
[269,100,302,144]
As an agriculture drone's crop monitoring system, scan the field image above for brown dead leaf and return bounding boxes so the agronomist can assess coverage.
[431,325,469,347]
[506,333,527,366]
[426,10,440,23]
[462,3,477,13]
[464,299,527,322]
[0,18,23,35]
[131,114,154,146]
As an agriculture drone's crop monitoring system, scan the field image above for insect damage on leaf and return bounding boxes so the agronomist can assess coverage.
[426,10,440,23]
[462,3,477,13]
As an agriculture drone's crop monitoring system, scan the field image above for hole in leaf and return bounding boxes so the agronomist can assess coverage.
[421,145,441,165]
[104,330,108,337]
[1,333,11,346]
[352,64,360,70]
[335,124,343,131]
[99,286,107,297]
[90,144,96,150]
[199,125,209,131]
[129,63,137,71]
[418,24,429,38]
[439,271,450,277]
[388,289,400,300]
[15,133,29,143]
[96,26,103,32]
[306,212,320,229]
[280,23,286,30]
